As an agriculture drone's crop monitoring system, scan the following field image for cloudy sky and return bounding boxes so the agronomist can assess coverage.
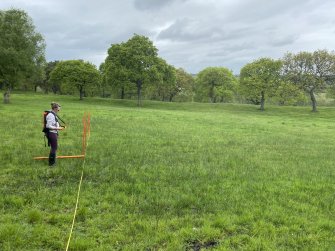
[1,0,335,74]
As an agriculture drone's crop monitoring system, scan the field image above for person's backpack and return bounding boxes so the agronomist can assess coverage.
[42,110,54,133]
[42,111,56,146]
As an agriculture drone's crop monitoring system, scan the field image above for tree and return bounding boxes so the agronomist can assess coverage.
[195,67,237,103]
[240,58,282,111]
[50,60,100,100]
[0,9,45,103]
[104,43,132,99]
[274,81,307,106]
[150,58,177,102]
[174,68,195,102]
[42,61,60,94]
[99,62,114,98]
[28,55,46,93]
[105,34,160,106]
[125,34,159,106]
[282,50,335,112]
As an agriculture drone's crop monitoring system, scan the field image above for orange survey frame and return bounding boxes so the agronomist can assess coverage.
[34,112,91,160]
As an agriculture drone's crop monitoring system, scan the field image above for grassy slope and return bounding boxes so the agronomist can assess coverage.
[0,93,334,250]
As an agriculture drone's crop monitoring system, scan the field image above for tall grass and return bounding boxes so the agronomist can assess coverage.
[0,93,335,250]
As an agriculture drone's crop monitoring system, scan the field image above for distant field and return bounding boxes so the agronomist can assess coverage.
[0,93,335,250]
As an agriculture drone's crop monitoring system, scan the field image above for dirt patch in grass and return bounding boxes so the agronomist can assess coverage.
[186,240,219,250]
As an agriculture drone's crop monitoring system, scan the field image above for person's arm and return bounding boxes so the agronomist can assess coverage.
[46,113,63,130]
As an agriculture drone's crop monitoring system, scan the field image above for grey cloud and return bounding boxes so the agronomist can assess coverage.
[134,0,187,11]
[224,0,314,23]
[158,19,201,41]
[46,24,153,64]
[268,35,299,47]
[157,18,224,42]
[206,42,255,58]
[1,0,335,74]
[134,0,189,11]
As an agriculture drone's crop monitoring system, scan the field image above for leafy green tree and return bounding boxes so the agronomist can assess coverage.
[195,67,237,103]
[99,62,114,98]
[105,34,160,106]
[274,81,307,106]
[28,55,46,93]
[125,34,159,106]
[240,58,282,111]
[174,68,195,102]
[0,9,45,103]
[149,58,177,101]
[104,43,132,99]
[326,85,335,101]
[282,50,335,112]
[41,61,59,94]
[50,60,100,100]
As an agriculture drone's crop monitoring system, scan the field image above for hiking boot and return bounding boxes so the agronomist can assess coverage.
[49,153,56,166]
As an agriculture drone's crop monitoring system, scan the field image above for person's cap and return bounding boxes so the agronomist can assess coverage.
[51,102,61,109]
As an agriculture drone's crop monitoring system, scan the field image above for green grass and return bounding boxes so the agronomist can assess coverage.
[1,93,335,250]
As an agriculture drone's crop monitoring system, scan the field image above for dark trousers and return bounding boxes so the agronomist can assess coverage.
[48,132,58,165]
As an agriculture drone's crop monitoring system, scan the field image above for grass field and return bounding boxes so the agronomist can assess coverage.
[0,93,335,250]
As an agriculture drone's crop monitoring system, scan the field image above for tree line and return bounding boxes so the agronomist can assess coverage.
[1,9,335,111]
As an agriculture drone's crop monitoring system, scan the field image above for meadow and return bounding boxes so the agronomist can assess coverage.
[0,93,334,250]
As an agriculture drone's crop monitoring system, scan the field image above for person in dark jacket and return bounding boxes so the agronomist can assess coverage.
[46,102,64,166]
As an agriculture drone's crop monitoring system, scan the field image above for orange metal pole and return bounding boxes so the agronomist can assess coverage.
[87,113,91,137]
[34,155,85,160]
[34,112,90,160]
[83,112,90,153]
[82,112,87,155]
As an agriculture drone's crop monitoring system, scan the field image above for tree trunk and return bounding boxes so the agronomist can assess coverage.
[80,86,84,100]
[43,81,49,94]
[4,90,10,104]
[169,94,174,102]
[310,90,317,112]
[136,80,142,107]
[121,87,125,99]
[260,91,265,111]
[209,85,214,103]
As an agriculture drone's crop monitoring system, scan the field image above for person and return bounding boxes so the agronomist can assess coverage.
[46,102,65,166]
